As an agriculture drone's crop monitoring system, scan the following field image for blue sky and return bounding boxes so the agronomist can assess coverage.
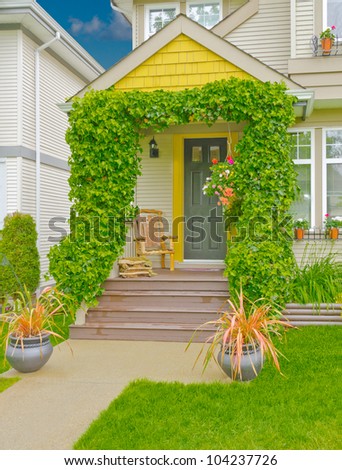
[38,0,132,69]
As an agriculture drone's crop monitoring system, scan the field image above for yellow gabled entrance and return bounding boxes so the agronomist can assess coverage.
[114,34,253,92]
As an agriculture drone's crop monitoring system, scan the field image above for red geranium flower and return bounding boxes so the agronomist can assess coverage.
[211,158,219,165]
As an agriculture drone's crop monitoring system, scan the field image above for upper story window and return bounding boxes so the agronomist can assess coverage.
[325,0,342,38]
[145,4,179,39]
[187,1,221,29]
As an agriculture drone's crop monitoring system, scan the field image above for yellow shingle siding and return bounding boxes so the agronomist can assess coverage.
[115,34,252,91]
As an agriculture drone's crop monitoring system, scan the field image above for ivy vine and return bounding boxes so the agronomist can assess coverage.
[48,78,297,309]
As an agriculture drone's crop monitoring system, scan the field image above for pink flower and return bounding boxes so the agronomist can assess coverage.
[332,25,336,30]
[325,213,330,217]
[215,191,220,196]
[226,155,234,165]
[223,188,234,197]
[212,184,216,189]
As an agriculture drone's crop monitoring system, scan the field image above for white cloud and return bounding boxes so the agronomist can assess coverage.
[68,12,131,42]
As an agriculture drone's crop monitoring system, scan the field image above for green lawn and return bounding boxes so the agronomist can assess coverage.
[74,326,342,450]
[0,377,20,393]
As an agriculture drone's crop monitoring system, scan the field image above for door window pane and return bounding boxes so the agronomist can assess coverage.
[210,146,220,161]
[192,146,203,162]
[327,163,342,216]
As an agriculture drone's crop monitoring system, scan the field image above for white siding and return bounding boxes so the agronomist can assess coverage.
[22,33,36,150]
[21,158,36,216]
[295,0,314,58]
[225,0,291,75]
[135,135,173,267]
[40,164,71,279]
[293,240,342,264]
[21,33,87,160]
[0,31,18,145]
[5,157,18,214]
[39,49,86,161]
[136,135,173,220]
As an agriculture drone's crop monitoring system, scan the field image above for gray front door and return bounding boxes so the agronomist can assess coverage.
[184,138,227,260]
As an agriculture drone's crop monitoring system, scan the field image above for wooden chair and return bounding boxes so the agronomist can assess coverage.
[134,209,177,271]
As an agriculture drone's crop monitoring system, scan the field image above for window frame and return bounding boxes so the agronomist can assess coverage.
[289,129,315,227]
[186,0,223,29]
[144,3,180,40]
[322,127,342,222]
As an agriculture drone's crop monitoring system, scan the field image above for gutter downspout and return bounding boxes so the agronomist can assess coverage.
[35,32,61,254]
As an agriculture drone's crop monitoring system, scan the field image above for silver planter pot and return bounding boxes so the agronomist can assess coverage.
[218,343,264,382]
[6,333,53,373]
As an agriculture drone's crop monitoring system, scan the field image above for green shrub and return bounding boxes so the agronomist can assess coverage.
[0,212,40,297]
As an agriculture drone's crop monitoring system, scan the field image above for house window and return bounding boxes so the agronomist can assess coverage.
[145,4,179,39]
[323,129,342,218]
[187,1,221,29]
[325,0,342,38]
[289,131,314,225]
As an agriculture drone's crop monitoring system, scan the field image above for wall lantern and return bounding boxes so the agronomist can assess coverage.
[149,137,159,158]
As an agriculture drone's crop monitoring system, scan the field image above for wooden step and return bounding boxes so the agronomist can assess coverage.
[86,308,220,325]
[97,290,228,309]
[103,278,228,292]
[70,322,214,342]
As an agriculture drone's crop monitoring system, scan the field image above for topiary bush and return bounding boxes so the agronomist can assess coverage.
[0,212,40,298]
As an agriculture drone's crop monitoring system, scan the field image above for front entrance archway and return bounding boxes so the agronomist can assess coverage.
[50,78,298,307]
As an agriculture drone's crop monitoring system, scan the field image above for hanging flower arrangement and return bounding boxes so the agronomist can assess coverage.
[203,155,235,207]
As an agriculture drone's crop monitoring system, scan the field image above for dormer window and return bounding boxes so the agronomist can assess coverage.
[325,0,342,37]
[187,1,221,29]
[145,3,180,39]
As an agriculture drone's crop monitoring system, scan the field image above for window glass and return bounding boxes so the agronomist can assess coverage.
[188,2,220,28]
[326,130,342,159]
[192,146,203,162]
[148,7,177,36]
[289,131,312,225]
[327,0,342,38]
[290,165,312,223]
[209,146,220,161]
[327,163,342,216]
[290,131,311,160]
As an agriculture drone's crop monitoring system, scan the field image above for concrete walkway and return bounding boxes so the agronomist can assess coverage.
[0,340,227,450]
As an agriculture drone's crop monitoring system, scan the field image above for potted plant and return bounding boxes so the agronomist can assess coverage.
[320,25,336,53]
[324,213,342,239]
[0,286,71,373]
[293,218,309,240]
[187,288,294,382]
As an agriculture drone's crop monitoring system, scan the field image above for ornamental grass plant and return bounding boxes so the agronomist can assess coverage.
[290,244,342,306]
[0,285,72,353]
[187,288,293,380]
